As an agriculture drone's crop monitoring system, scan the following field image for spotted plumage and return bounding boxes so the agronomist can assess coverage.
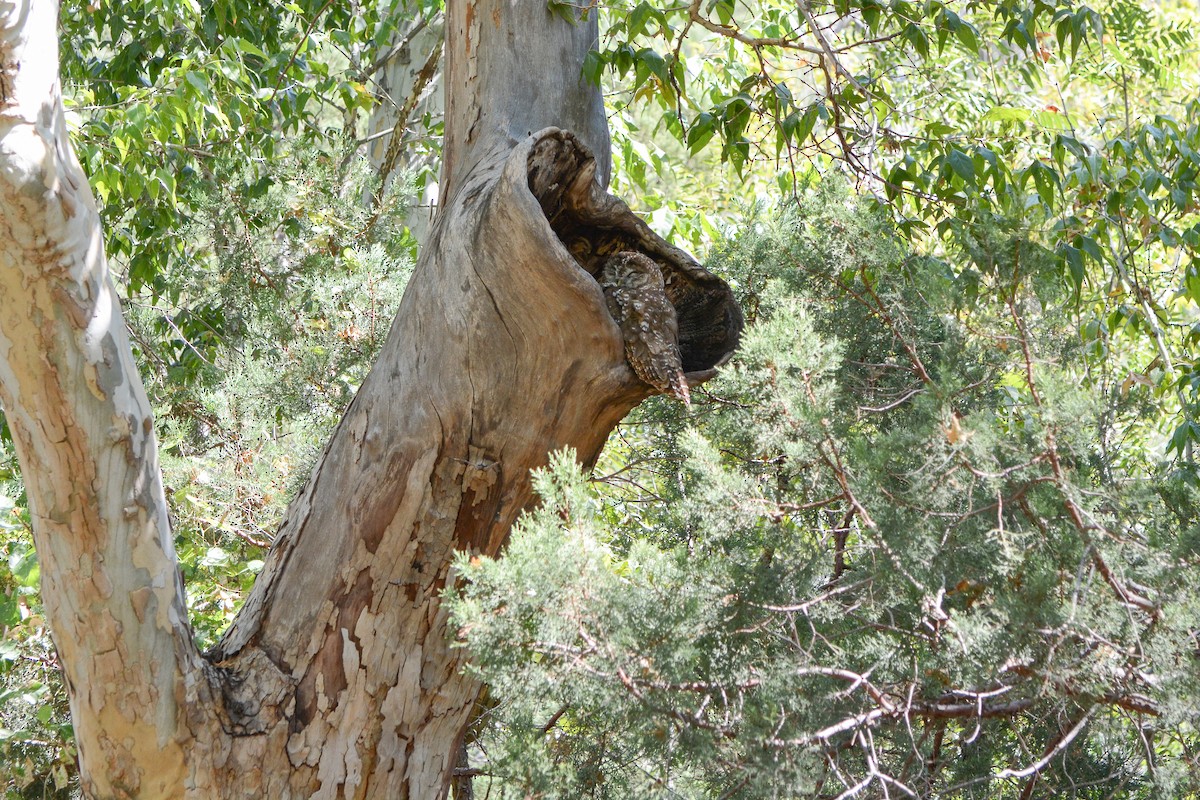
[599,251,690,404]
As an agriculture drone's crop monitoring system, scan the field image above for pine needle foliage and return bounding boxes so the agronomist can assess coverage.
[448,183,1200,799]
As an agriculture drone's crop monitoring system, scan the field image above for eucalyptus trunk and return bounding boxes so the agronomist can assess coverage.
[0,1,738,798]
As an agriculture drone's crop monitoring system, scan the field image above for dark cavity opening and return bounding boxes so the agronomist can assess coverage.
[525,130,743,373]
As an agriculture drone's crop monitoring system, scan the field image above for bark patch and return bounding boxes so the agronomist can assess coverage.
[452,446,504,552]
[208,647,296,736]
[292,567,373,728]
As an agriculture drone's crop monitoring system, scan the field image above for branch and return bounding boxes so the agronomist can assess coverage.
[0,2,209,793]
[796,0,869,96]
[998,706,1093,782]
[372,37,444,206]
[686,0,822,54]
[1006,296,1159,619]
[365,13,434,78]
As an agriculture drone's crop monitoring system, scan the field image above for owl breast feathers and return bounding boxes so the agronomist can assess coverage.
[599,251,690,404]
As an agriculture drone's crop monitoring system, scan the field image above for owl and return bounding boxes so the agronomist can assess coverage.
[599,251,690,404]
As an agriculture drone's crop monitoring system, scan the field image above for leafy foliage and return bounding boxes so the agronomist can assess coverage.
[60,0,410,294]
[137,147,413,648]
[598,0,1200,457]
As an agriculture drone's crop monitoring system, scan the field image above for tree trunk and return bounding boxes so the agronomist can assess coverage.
[0,3,220,795]
[0,1,739,798]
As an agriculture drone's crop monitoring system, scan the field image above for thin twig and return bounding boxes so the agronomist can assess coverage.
[269,0,337,105]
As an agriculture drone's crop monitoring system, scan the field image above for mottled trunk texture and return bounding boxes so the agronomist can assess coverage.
[0,2,226,796]
[0,1,739,798]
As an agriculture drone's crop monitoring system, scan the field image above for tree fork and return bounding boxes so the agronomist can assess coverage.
[207,124,739,798]
[0,0,740,796]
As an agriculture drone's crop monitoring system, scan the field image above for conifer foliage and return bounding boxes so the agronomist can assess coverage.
[449,185,1200,797]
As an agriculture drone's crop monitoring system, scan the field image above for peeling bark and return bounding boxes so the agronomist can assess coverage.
[0,3,221,797]
[0,0,740,797]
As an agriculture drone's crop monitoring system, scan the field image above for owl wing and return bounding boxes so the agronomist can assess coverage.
[601,253,691,404]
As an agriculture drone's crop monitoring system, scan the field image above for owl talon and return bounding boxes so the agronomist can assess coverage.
[670,374,691,405]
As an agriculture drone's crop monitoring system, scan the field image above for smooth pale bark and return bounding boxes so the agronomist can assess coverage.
[0,0,739,797]
[440,0,611,197]
[0,3,223,797]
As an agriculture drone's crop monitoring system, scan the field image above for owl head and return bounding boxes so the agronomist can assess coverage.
[601,251,665,292]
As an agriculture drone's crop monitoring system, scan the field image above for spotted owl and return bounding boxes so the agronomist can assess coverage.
[599,251,690,404]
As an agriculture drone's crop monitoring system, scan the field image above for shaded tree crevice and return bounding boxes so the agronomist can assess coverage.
[205,647,296,738]
[524,128,743,376]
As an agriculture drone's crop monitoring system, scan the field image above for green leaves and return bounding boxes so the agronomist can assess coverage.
[945,148,977,185]
[687,111,718,154]
[1167,419,1200,458]
[651,0,1200,454]
[778,103,820,153]
[982,106,1033,125]
[6,545,38,593]
[1023,158,1061,207]
[62,0,402,303]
